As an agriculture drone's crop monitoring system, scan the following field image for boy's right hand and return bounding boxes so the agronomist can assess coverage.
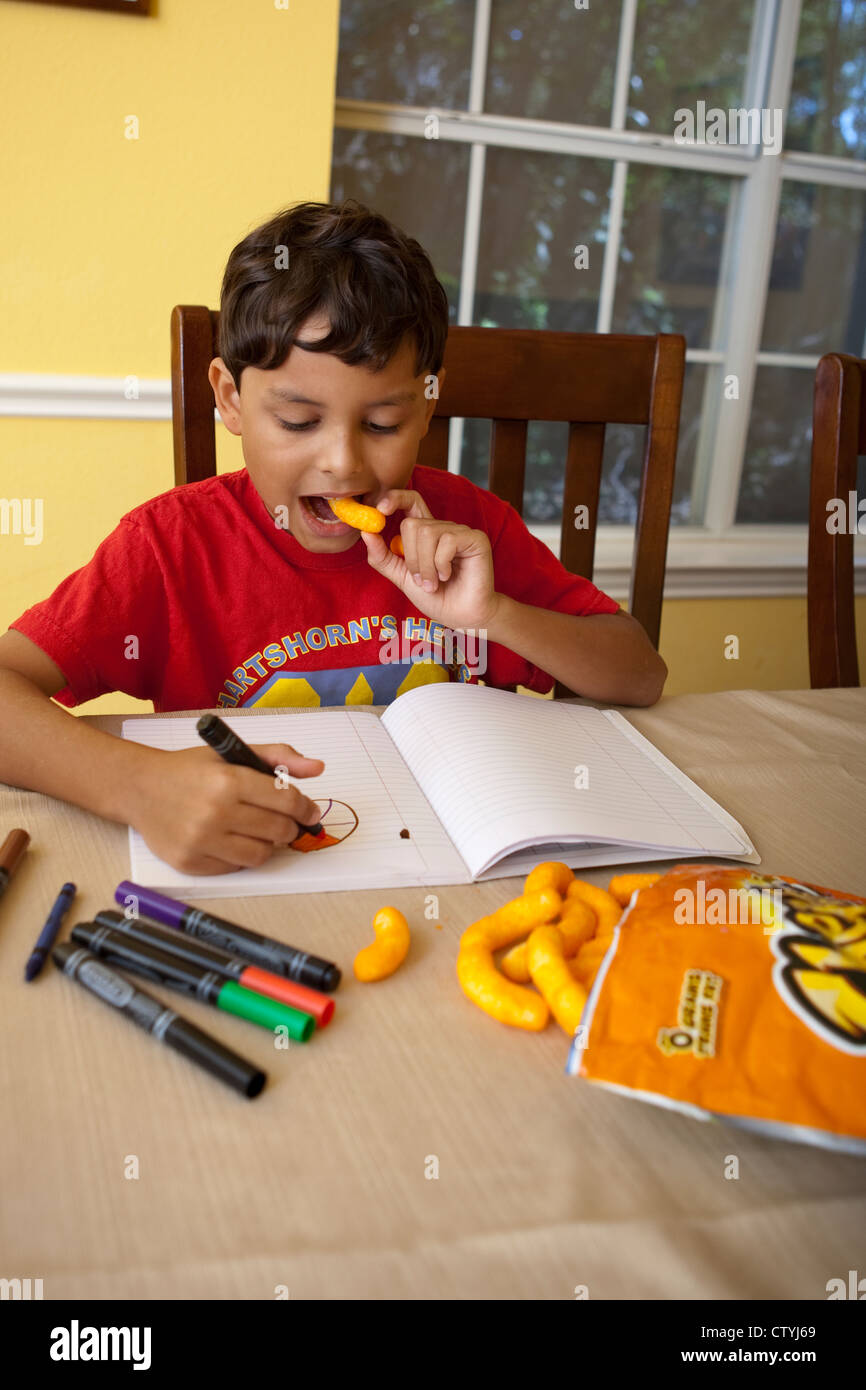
[128,743,325,875]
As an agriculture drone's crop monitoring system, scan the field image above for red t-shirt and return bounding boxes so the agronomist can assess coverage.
[11,465,619,712]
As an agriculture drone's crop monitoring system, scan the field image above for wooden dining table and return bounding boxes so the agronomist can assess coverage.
[1,686,864,1300]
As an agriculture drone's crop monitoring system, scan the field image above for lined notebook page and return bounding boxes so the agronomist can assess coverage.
[382,684,757,879]
[121,710,468,898]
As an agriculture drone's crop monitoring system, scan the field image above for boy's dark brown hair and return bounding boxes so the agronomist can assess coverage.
[218,199,450,389]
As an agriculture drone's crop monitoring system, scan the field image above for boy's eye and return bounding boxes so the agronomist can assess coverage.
[278,419,399,434]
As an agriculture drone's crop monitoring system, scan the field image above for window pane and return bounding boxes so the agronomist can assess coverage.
[628,0,756,134]
[485,0,622,126]
[787,0,866,159]
[595,362,705,525]
[612,167,736,348]
[737,368,814,523]
[760,182,866,355]
[457,364,705,528]
[473,147,612,330]
[336,0,474,110]
[330,128,469,320]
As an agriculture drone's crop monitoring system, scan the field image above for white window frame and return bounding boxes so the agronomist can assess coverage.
[334,0,866,598]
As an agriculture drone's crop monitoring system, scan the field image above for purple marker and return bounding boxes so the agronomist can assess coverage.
[114,881,340,992]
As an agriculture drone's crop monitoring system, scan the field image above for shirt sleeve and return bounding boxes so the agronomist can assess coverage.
[484,494,621,694]
[9,514,169,708]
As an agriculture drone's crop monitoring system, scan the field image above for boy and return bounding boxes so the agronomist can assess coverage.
[0,200,666,876]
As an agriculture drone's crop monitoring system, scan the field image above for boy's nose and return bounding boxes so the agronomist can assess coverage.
[318,441,367,483]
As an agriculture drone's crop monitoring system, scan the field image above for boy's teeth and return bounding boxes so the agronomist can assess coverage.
[307,496,342,521]
[306,494,364,521]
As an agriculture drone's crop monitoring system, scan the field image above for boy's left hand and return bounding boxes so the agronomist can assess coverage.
[362,489,499,631]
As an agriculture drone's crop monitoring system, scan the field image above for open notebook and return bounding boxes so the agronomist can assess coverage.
[121,684,758,898]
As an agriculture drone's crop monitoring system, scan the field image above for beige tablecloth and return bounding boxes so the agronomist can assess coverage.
[1,688,864,1300]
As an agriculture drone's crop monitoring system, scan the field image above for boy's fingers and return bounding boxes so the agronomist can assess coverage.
[228,801,315,848]
[375,489,433,519]
[252,743,325,776]
[414,525,443,590]
[433,532,459,582]
[398,515,432,578]
[361,529,401,574]
[234,770,321,826]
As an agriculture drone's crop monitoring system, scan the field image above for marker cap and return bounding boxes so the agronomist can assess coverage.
[0,828,30,876]
[241,966,335,1026]
[219,981,315,1041]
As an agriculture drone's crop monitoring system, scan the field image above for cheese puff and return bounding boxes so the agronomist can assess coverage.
[328,497,386,533]
[523,861,574,898]
[354,906,410,981]
[501,897,595,982]
[566,879,622,934]
[608,873,661,907]
[456,941,549,1031]
[526,924,589,1035]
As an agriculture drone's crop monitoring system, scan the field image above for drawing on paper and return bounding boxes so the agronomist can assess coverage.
[289,798,360,853]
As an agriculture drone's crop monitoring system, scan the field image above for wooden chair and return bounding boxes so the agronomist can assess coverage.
[171,307,685,694]
[808,353,863,688]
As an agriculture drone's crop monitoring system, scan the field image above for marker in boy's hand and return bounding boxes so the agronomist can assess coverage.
[362,488,499,631]
[128,741,324,877]
[196,714,324,836]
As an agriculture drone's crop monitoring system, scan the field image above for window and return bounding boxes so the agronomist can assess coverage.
[332,0,866,594]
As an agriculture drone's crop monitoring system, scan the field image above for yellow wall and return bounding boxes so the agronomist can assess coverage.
[1,0,862,713]
[659,593,866,694]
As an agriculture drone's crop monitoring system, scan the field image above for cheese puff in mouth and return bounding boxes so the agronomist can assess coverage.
[327,496,386,532]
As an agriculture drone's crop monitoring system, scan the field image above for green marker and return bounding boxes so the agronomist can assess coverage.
[70,923,315,1041]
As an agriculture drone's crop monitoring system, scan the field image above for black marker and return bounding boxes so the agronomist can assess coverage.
[52,943,266,1098]
[71,924,316,1041]
[91,910,334,1026]
[115,881,341,991]
[196,714,323,837]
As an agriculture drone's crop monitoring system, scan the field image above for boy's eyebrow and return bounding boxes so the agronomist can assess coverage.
[264,387,418,408]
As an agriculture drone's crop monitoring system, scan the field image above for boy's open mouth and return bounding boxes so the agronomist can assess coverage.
[300,493,366,523]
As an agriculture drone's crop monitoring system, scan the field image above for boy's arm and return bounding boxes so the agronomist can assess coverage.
[365,491,667,707]
[0,629,157,823]
[484,599,667,707]
[0,631,324,873]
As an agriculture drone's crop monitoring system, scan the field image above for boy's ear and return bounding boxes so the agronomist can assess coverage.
[208,357,242,437]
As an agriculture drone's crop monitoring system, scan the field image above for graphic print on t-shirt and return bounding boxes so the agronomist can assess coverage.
[216,611,472,708]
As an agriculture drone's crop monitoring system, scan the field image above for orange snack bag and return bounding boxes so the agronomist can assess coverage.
[567,864,866,1154]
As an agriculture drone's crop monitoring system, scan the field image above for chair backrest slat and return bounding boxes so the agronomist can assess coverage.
[559,422,605,581]
[808,353,862,688]
[489,419,528,513]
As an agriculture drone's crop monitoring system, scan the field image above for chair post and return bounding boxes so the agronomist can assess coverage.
[630,333,685,649]
[171,306,219,486]
[808,354,861,688]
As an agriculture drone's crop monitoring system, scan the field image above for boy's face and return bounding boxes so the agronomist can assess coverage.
[209,315,445,552]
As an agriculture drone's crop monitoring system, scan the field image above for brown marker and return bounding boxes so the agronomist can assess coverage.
[0,829,30,906]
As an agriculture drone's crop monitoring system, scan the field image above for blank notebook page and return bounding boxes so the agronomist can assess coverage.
[122,710,468,898]
[382,684,755,878]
